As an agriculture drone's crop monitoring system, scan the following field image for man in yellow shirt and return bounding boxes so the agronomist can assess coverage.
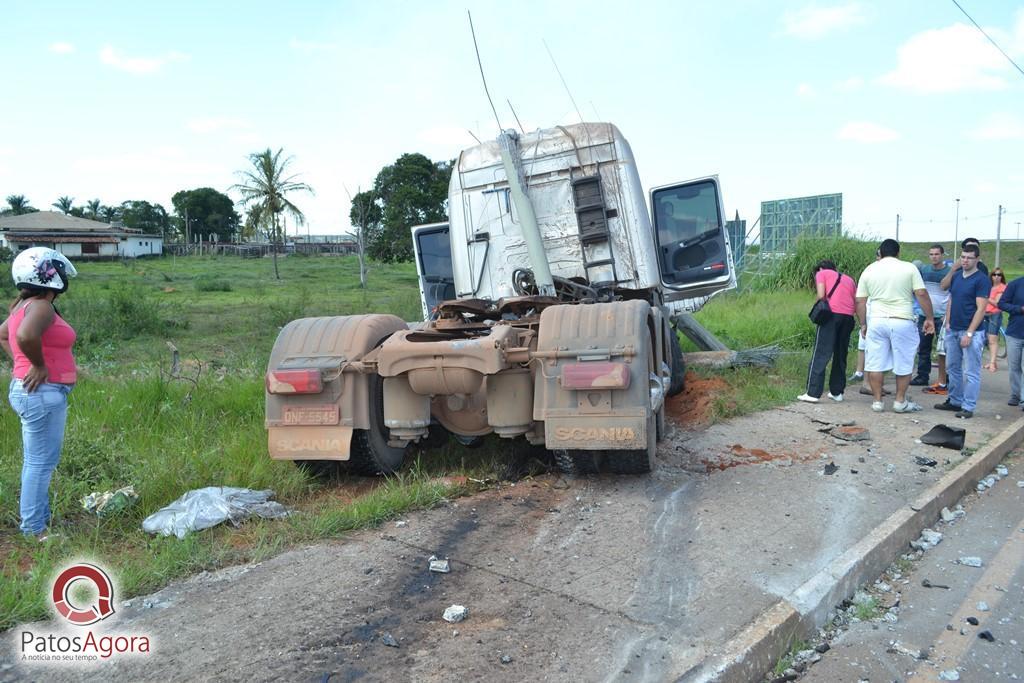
[855,239,934,413]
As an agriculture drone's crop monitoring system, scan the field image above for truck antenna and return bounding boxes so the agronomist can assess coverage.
[543,39,586,125]
[507,99,526,134]
[467,10,503,133]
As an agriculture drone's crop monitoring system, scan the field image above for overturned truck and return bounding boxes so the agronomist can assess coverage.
[266,122,736,475]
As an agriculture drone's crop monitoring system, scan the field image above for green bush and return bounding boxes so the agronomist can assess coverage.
[62,284,185,344]
[750,237,878,291]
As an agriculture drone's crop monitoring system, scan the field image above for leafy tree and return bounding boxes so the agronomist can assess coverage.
[171,187,240,243]
[3,195,38,216]
[231,148,313,279]
[85,199,102,220]
[120,200,170,235]
[100,205,122,223]
[52,196,74,214]
[363,154,450,262]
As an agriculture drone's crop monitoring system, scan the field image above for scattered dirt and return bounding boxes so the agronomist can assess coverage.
[701,444,817,471]
[665,372,728,427]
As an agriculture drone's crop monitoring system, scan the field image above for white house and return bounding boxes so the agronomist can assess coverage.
[0,211,163,258]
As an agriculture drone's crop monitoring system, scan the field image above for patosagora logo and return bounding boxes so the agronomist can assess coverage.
[52,563,116,625]
[15,560,152,665]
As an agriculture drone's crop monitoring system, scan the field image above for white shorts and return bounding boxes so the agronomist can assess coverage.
[864,318,918,376]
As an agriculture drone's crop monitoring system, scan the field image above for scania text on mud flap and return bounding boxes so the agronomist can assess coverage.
[266,122,736,476]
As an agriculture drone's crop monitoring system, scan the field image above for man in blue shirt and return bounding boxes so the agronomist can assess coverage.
[935,244,990,418]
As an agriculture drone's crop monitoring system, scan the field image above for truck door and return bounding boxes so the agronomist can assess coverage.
[650,177,736,302]
[412,222,454,320]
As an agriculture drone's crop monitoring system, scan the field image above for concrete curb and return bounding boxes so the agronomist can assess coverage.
[683,415,1024,683]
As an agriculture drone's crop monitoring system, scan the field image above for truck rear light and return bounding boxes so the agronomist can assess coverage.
[266,369,323,394]
[560,362,630,389]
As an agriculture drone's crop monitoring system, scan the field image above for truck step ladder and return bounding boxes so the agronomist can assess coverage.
[571,174,618,286]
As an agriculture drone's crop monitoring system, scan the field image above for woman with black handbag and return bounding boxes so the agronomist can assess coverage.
[798,259,858,403]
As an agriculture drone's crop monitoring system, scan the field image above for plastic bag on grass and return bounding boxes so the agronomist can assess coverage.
[82,485,139,517]
[142,487,290,539]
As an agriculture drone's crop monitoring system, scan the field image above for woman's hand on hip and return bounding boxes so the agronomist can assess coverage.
[23,365,49,392]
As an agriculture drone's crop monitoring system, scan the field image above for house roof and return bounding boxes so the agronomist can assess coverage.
[0,211,114,232]
[5,234,119,244]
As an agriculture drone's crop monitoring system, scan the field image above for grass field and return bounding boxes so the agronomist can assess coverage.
[1,241,957,629]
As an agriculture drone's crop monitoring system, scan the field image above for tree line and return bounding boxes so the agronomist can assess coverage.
[2,147,453,266]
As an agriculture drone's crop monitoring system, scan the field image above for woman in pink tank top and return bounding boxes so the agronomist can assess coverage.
[0,247,78,539]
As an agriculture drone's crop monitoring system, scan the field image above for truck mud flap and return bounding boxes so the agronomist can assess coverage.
[533,300,654,451]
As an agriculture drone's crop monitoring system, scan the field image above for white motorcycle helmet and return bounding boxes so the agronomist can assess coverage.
[11,247,78,293]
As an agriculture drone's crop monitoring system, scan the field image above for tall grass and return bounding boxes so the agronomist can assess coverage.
[748,236,878,291]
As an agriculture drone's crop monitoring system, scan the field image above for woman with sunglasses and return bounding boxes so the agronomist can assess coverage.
[984,269,1007,371]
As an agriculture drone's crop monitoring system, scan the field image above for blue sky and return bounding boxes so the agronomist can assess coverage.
[2,1,1022,244]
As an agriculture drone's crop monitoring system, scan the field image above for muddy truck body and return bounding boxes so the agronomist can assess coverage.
[266,122,736,475]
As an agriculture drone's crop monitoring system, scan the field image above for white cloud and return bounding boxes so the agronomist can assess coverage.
[73,146,218,177]
[834,76,864,92]
[969,112,1024,140]
[417,125,477,147]
[973,181,998,194]
[49,42,74,54]
[879,23,1012,93]
[796,83,815,97]
[289,39,339,55]
[187,117,252,134]
[837,121,900,143]
[99,45,187,75]
[782,3,866,39]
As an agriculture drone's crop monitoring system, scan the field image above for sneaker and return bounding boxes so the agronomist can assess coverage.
[955,409,974,419]
[871,401,885,412]
[849,371,864,381]
[797,393,820,403]
[1009,397,1021,407]
[922,383,948,395]
[909,376,930,386]
[827,393,844,402]
[935,400,962,411]
[893,400,923,413]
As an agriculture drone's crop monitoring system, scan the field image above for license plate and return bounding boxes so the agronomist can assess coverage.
[283,405,340,426]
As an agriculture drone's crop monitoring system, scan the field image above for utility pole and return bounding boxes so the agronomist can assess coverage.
[896,213,900,241]
[1017,221,1021,241]
[995,204,1004,267]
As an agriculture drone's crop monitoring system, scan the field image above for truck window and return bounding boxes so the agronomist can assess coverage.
[651,179,730,292]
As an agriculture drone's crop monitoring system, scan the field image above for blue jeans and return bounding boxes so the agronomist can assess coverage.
[8,380,72,535]
[944,330,985,411]
[1008,334,1024,402]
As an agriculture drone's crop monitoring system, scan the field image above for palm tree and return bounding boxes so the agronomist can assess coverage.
[52,196,75,214]
[85,199,101,220]
[231,148,313,280]
[4,195,36,215]
[100,205,120,223]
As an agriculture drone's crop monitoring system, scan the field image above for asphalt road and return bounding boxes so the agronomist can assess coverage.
[2,367,1021,682]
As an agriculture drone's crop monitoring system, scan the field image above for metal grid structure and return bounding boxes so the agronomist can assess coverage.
[725,217,746,270]
[759,193,843,254]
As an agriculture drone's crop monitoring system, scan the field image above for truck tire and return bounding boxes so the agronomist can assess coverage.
[553,449,601,476]
[345,373,408,476]
[668,328,686,396]
[295,460,340,479]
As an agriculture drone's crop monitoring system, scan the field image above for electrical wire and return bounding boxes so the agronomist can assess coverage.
[950,0,1024,78]
[467,10,503,133]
